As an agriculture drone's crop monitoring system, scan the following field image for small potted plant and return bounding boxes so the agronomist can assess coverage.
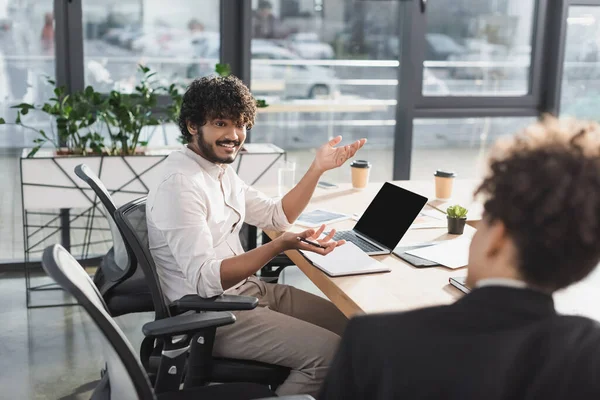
[446,205,468,235]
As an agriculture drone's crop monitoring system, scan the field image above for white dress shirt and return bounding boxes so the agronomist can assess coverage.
[476,278,528,289]
[146,147,292,302]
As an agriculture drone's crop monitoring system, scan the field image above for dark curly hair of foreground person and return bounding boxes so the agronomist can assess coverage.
[475,116,600,291]
[178,75,257,143]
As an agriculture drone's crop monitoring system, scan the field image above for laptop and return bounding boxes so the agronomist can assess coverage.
[330,182,428,255]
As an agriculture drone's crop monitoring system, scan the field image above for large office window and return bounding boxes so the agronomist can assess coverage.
[0,0,55,264]
[424,0,536,97]
[82,0,219,93]
[399,0,542,181]
[560,5,600,119]
[0,0,55,149]
[249,0,400,184]
[410,117,535,180]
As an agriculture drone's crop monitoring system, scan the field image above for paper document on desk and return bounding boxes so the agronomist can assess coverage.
[300,242,391,277]
[406,236,471,269]
[295,209,350,228]
[411,209,447,229]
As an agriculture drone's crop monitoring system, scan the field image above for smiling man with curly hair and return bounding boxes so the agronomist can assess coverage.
[146,75,366,396]
[321,116,600,400]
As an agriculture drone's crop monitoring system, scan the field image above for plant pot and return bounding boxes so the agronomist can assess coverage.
[19,143,287,209]
[447,217,467,235]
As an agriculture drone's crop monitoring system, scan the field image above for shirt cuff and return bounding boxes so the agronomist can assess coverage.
[273,198,294,231]
[196,258,224,298]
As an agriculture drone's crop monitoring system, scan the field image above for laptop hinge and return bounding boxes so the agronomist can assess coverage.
[354,232,390,252]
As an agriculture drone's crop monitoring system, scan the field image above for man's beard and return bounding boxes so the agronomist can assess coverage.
[194,132,241,164]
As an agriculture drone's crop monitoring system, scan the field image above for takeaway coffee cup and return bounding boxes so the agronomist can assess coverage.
[351,160,371,189]
[434,170,456,200]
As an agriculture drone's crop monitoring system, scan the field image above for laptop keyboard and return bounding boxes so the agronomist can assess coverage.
[330,231,382,253]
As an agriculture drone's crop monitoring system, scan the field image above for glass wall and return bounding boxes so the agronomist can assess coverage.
[249,0,401,184]
[424,0,535,96]
[0,0,55,263]
[560,6,600,120]
[410,117,535,180]
[0,0,55,149]
[82,0,219,93]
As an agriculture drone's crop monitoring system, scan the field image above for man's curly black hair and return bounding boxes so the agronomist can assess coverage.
[178,75,257,143]
[475,116,600,291]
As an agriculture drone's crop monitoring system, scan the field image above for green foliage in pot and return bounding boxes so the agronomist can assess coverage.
[0,65,184,157]
[1,63,269,157]
[101,65,182,155]
[1,78,107,157]
[446,205,468,219]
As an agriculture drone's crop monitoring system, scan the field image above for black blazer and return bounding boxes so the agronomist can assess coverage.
[320,286,600,400]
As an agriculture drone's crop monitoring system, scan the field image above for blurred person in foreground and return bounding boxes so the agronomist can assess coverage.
[320,116,600,400]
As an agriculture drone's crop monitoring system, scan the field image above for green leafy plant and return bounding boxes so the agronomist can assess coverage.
[446,205,468,219]
[2,63,268,157]
[0,78,107,157]
[1,66,184,157]
[101,65,182,155]
[215,63,232,77]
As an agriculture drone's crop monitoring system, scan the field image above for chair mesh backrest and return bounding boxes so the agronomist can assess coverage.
[41,245,156,400]
[74,164,130,274]
[115,198,170,319]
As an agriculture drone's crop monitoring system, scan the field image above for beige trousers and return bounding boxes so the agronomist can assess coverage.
[212,276,348,397]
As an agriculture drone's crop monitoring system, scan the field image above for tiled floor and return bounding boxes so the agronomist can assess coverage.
[0,270,155,400]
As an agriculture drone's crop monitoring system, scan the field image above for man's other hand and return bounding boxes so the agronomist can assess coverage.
[312,136,367,173]
[277,224,346,255]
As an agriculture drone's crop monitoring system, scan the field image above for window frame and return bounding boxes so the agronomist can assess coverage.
[393,0,572,179]
[61,0,581,178]
[411,0,549,111]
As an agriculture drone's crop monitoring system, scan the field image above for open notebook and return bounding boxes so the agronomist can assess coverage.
[300,242,391,277]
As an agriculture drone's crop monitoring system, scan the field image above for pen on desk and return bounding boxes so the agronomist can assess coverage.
[296,237,328,249]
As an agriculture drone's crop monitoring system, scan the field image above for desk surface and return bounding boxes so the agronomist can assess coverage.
[264,180,480,318]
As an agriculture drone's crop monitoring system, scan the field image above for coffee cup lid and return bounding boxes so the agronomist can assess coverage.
[434,170,456,178]
[350,160,371,169]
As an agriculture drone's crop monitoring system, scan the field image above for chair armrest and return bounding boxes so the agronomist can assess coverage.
[142,311,235,337]
[171,294,259,312]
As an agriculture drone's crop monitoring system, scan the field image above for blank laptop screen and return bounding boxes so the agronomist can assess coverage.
[354,183,428,250]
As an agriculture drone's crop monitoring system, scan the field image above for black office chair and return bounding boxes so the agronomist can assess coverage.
[41,244,311,400]
[74,164,153,316]
[114,197,290,390]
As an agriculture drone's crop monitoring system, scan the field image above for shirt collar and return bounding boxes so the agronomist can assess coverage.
[184,146,227,180]
[475,278,528,290]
